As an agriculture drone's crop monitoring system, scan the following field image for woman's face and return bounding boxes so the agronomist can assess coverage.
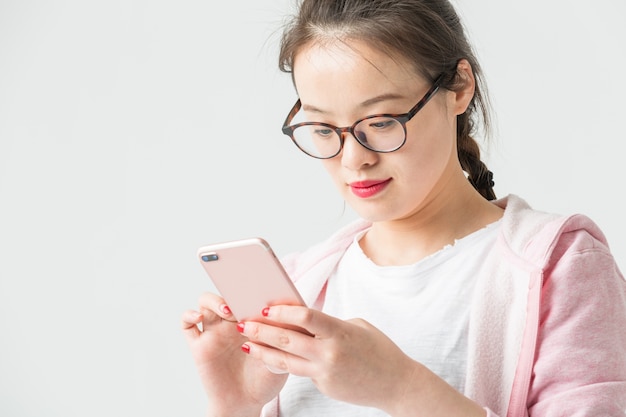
[292,40,472,223]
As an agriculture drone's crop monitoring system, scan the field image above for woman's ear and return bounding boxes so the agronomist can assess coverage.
[452,59,476,115]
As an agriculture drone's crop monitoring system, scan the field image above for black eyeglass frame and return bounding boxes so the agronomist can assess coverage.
[281,73,446,159]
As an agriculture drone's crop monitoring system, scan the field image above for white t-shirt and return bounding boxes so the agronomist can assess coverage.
[279,221,501,417]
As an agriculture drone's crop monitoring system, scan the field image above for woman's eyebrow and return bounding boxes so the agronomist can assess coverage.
[301,103,327,114]
[301,93,407,115]
[360,93,406,108]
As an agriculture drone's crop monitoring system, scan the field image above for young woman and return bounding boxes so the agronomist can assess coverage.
[181,1,626,416]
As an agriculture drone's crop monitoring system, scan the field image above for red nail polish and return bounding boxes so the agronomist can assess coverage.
[241,344,250,354]
[237,322,245,333]
[221,305,232,315]
[262,307,270,317]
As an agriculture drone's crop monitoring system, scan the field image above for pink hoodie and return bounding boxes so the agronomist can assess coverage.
[261,195,626,416]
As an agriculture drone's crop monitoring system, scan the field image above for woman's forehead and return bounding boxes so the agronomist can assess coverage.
[292,40,425,94]
[291,41,429,118]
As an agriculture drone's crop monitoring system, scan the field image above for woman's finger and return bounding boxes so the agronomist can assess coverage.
[242,340,313,376]
[181,309,203,341]
[238,319,319,364]
[198,292,236,322]
[182,292,237,343]
[261,305,336,339]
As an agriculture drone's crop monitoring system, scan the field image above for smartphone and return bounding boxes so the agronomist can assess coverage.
[197,237,306,324]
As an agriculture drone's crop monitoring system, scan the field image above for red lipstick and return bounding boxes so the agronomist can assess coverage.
[349,179,392,198]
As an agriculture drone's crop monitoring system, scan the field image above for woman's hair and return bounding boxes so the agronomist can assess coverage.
[279,0,496,200]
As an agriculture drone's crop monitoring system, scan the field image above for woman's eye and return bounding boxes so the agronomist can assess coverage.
[313,128,334,138]
[369,119,395,129]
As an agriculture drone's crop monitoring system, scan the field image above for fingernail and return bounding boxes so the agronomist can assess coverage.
[237,322,245,333]
[262,307,270,317]
[220,304,232,315]
[241,344,250,354]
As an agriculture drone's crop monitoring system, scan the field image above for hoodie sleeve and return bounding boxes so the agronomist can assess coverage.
[527,225,626,415]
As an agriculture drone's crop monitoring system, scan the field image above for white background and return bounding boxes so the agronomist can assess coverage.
[0,1,624,416]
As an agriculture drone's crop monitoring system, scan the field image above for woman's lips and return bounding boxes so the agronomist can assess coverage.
[349,179,392,198]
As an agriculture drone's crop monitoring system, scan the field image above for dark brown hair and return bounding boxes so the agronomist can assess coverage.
[279,0,496,200]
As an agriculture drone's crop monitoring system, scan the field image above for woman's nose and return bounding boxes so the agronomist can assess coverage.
[339,131,377,170]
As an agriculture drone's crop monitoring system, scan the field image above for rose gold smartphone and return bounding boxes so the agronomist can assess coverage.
[197,237,306,323]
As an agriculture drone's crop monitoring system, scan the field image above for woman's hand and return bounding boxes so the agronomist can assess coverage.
[238,306,486,417]
[181,293,288,417]
[236,305,412,410]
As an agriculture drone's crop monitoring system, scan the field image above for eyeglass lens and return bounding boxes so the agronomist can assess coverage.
[291,116,405,158]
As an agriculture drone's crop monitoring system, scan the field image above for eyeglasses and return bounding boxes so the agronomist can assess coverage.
[281,73,445,159]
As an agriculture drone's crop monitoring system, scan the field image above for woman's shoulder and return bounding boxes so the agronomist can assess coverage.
[496,194,614,270]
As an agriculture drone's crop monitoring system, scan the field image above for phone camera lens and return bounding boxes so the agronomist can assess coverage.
[202,253,219,262]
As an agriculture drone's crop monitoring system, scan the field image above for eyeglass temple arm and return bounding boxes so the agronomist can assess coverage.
[405,72,447,119]
[282,99,302,134]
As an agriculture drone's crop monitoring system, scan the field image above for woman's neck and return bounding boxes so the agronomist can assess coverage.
[359,184,503,266]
